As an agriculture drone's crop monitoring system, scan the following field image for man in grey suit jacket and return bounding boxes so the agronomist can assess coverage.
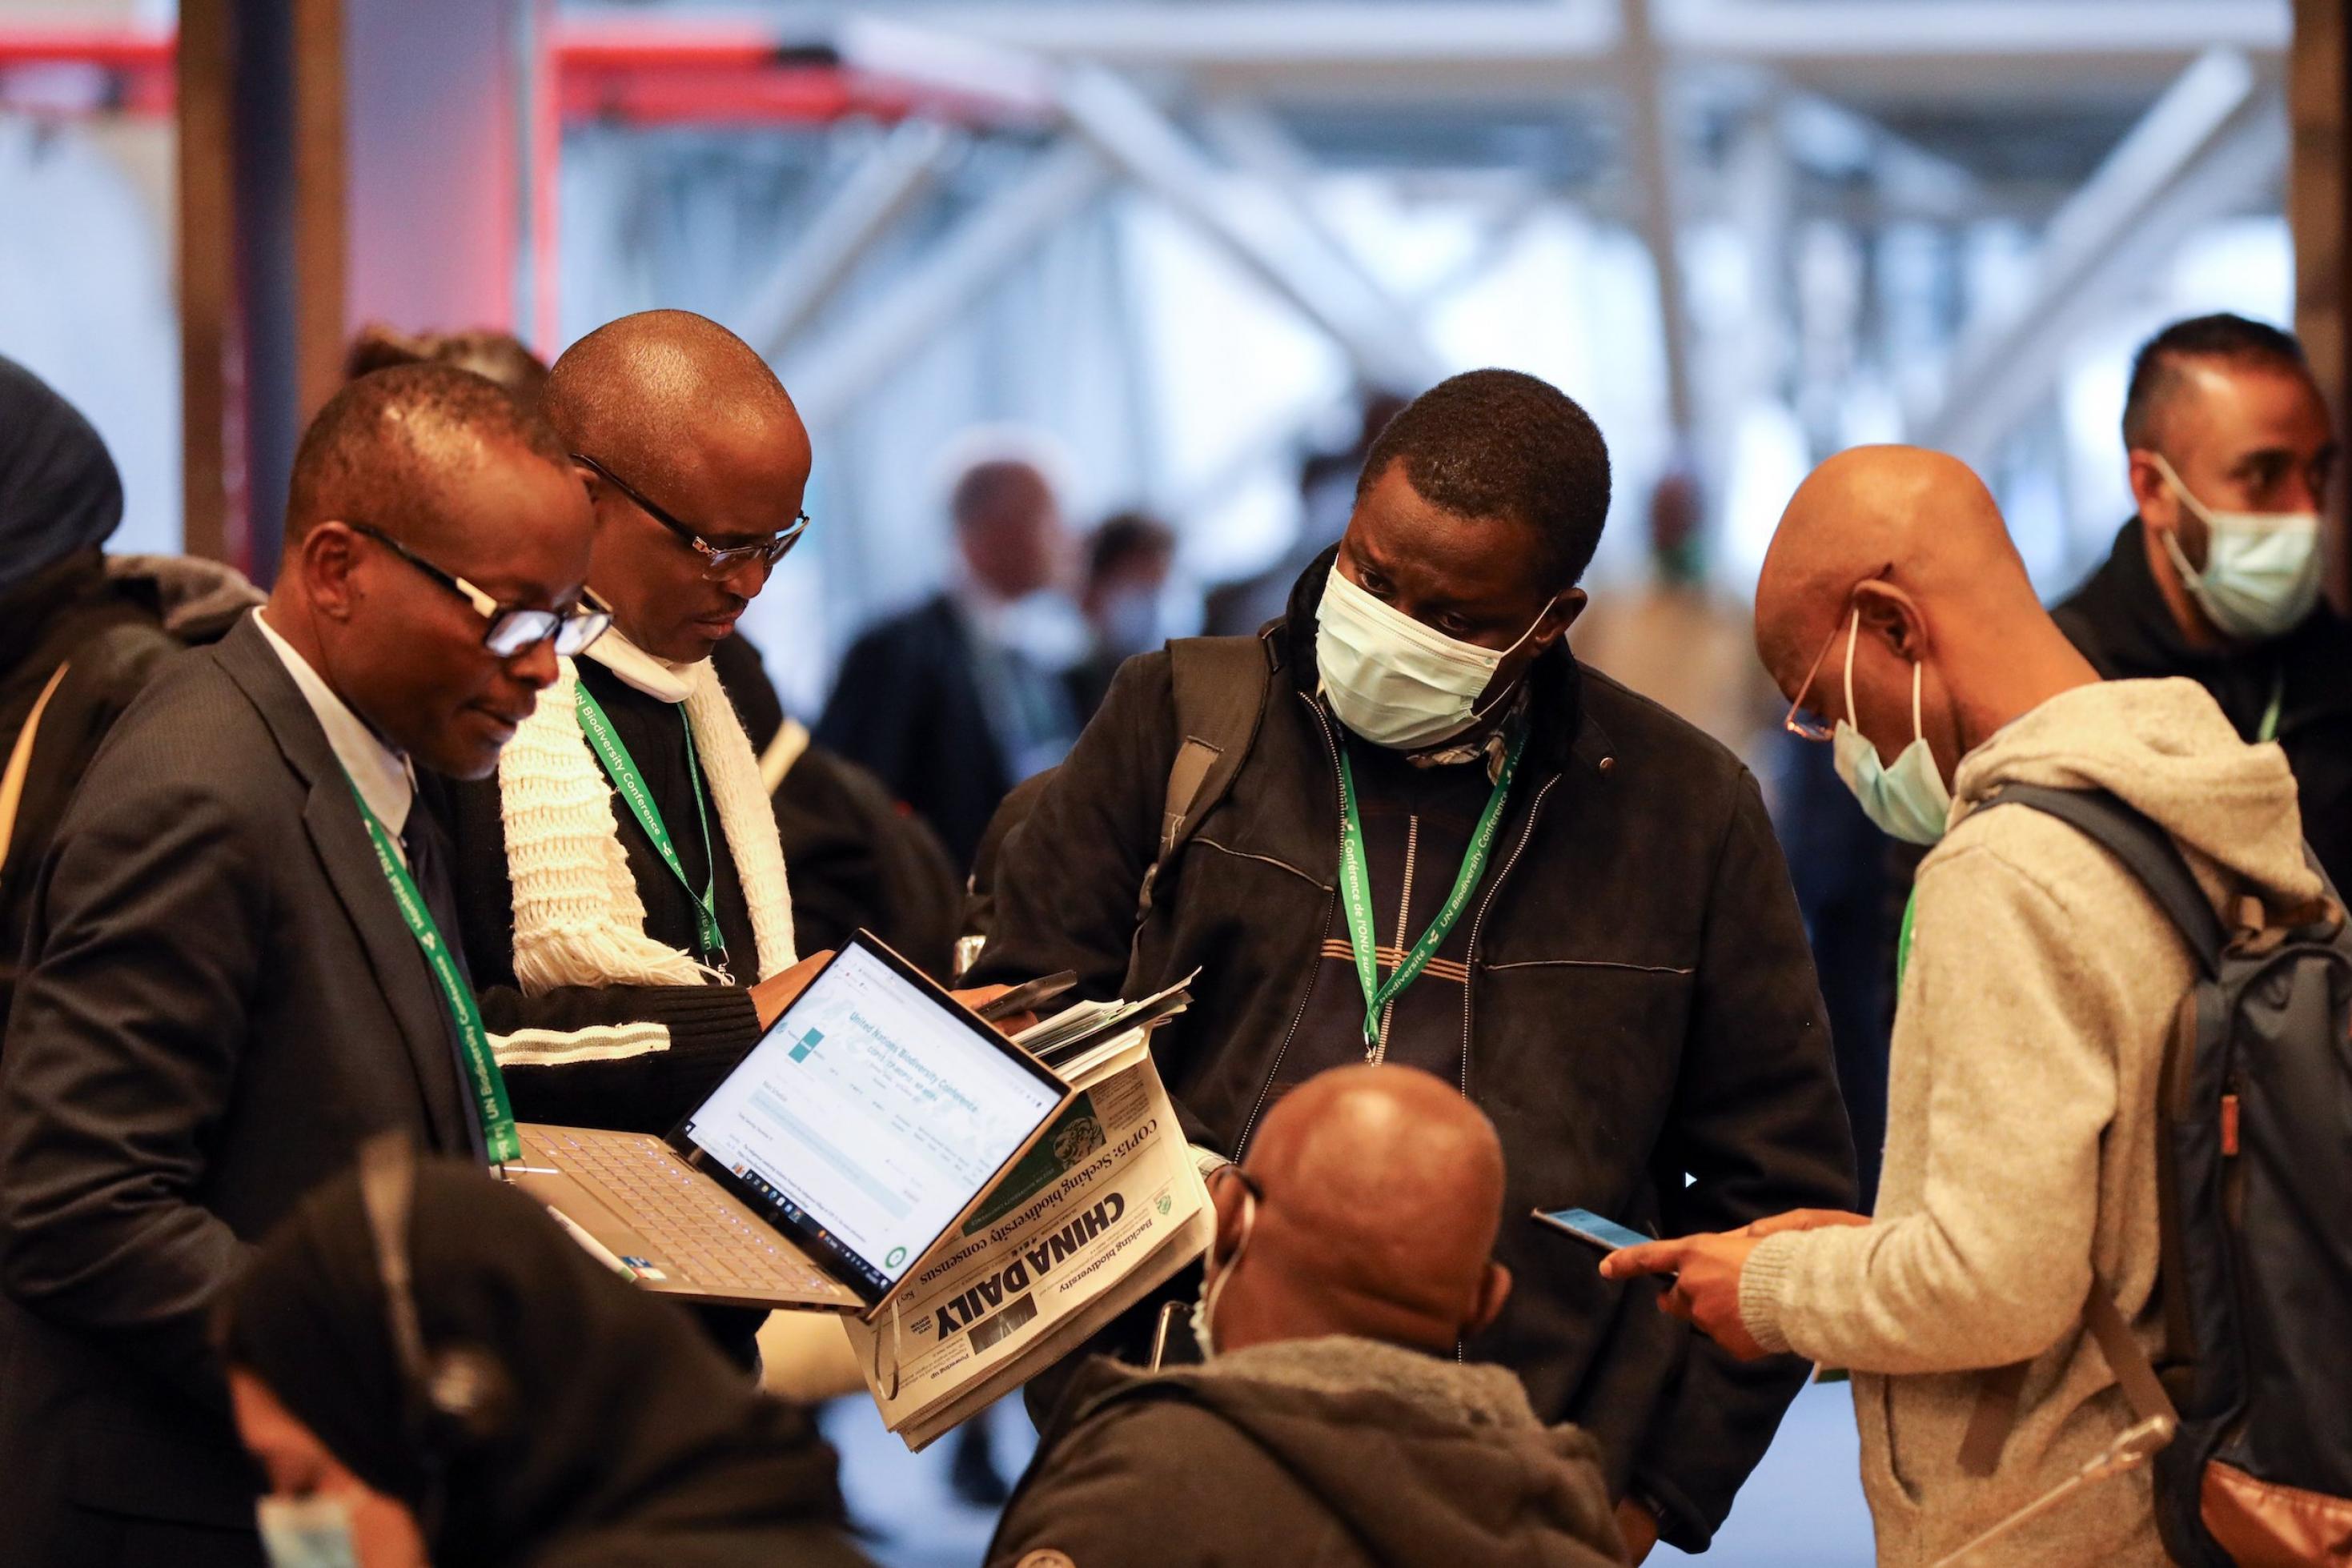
[0,364,600,1565]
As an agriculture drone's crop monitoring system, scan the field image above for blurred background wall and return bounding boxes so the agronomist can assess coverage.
[0,0,2328,717]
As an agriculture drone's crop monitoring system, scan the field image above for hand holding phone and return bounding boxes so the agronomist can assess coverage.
[1531,1207,1656,1254]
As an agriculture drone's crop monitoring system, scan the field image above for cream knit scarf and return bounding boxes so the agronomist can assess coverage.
[499,632,796,995]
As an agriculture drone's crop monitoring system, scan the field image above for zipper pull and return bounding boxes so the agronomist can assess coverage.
[2220,1093,2240,1158]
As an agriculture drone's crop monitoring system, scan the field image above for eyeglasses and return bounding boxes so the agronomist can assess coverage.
[1782,565,1892,742]
[572,451,811,579]
[346,522,612,658]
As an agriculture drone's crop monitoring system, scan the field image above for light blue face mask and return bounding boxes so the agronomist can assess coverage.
[2150,452,2323,642]
[1828,608,1952,846]
[255,1496,363,1568]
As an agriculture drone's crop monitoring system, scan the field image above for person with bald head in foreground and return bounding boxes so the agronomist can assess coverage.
[1603,445,2323,1566]
[0,365,601,1566]
[988,1065,1628,1568]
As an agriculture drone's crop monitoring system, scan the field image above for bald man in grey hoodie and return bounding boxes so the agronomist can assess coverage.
[1604,446,2322,1566]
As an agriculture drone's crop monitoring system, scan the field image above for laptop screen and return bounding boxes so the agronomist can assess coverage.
[680,936,1069,1302]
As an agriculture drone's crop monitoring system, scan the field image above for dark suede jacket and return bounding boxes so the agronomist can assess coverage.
[972,555,1856,1551]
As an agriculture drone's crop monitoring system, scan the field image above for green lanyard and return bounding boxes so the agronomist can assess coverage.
[347,780,520,1165]
[1335,729,1527,1053]
[575,684,728,964]
[2258,667,2286,745]
[1896,886,1918,993]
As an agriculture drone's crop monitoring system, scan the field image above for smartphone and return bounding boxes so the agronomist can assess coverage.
[974,970,1079,1022]
[1531,1206,1654,1253]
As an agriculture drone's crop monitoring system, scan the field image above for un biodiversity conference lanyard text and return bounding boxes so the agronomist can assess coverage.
[574,684,728,962]
[347,780,520,1164]
[1335,728,1527,1050]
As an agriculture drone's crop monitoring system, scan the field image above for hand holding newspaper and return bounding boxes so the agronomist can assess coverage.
[845,977,1210,1450]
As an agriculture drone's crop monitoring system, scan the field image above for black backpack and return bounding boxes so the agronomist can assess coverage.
[1962,785,2352,1565]
[957,636,1271,976]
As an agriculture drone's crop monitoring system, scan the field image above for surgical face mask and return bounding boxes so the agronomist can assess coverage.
[1314,566,1552,750]
[256,1496,363,1568]
[1188,1176,1257,1361]
[1829,609,1952,846]
[2150,452,2322,641]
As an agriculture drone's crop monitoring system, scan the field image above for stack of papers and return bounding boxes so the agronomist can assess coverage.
[1012,972,1197,1072]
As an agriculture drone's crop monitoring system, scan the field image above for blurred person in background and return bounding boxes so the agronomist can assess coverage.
[2056,313,2352,886]
[818,439,1088,869]
[0,366,596,1566]
[1205,389,1411,639]
[344,321,551,407]
[708,632,962,979]
[1074,508,1186,717]
[989,1065,1625,1568]
[223,1149,869,1568]
[0,354,261,1019]
[1570,459,1780,759]
[973,369,1855,1559]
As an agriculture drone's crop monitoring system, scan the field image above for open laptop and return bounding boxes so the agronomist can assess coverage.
[498,932,1074,1318]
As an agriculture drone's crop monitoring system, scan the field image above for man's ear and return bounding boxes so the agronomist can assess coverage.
[1210,1173,1249,1265]
[1537,587,1587,645]
[1467,1260,1511,1337]
[2126,449,2179,534]
[1851,579,1927,664]
[300,521,363,623]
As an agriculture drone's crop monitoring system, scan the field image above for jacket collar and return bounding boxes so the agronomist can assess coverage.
[1276,543,1599,779]
[211,616,473,1151]
[2065,516,2352,720]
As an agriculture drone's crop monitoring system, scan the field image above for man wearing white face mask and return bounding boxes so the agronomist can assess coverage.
[1607,445,2322,1566]
[2054,313,2352,887]
[973,369,1855,1558]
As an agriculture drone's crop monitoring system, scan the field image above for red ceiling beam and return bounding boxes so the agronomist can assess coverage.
[0,22,1032,127]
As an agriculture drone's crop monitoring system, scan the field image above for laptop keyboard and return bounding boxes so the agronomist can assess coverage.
[548,1130,837,1298]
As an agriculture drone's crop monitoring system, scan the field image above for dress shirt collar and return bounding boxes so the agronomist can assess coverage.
[253,608,415,844]
[583,622,699,704]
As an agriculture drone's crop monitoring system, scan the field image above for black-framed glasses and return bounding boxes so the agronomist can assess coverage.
[346,521,611,658]
[572,451,811,579]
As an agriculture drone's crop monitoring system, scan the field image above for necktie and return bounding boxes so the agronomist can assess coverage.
[401,809,489,1159]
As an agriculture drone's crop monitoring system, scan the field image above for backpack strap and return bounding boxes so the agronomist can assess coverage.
[1960,1276,2178,1475]
[1136,636,1273,924]
[1958,784,2198,1478]
[1981,784,2226,976]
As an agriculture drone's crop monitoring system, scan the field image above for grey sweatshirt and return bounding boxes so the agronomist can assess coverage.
[1738,678,2320,1567]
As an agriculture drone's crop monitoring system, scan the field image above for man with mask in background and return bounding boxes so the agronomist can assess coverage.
[819,441,1087,870]
[2054,313,2352,885]
[973,369,1855,1559]
[1608,445,2321,1566]
[1074,509,1183,719]
[988,1065,1625,1568]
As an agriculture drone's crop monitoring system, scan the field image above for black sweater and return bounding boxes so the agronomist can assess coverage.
[420,656,765,1136]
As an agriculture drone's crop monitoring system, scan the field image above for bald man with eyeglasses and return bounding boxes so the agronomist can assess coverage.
[415,313,1012,1368]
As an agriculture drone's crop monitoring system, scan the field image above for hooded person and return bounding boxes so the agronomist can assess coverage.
[988,1064,1627,1568]
[1603,445,2324,1566]
[220,1149,869,1568]
[0,355,261,1017]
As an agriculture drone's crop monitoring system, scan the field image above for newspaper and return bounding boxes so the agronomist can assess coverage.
[845,1027,1211,1450]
